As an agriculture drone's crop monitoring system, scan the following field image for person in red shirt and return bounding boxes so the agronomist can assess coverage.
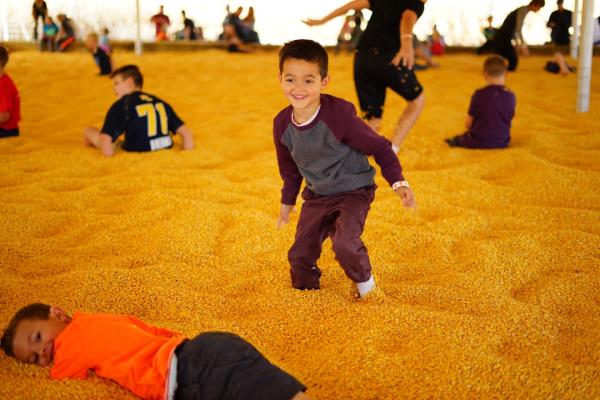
[0,45,21,138]
[150,5,171,41]
[1,303,311,400]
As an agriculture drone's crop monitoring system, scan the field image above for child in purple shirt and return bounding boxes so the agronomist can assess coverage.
[446,55,516,149]
[274,39,416,298]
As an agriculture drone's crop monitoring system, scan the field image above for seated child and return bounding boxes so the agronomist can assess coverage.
[84,64,194,156]
[445,55,516,149]
[1,303,310,400]
[85,32,112,75]
[0,46,21,138]
[56,14,76,52]
[274,40,416,299]
[41,16,59,52]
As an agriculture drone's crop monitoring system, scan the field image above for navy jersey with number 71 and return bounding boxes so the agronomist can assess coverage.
[101,91,184,152]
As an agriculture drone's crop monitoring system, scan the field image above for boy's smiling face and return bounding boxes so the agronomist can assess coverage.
[280,58,329,118]
[11,307,70,366]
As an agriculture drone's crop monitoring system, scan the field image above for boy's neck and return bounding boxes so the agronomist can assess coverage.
[0,69,4,78]
[485,76,505,86]
[292,101,321,125]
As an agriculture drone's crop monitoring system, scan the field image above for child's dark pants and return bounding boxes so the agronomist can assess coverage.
[174,332,305,400]
[288,185,376,289]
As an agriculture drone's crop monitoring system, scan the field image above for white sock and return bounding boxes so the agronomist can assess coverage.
[356,276,376,298]
[391,144,399,154]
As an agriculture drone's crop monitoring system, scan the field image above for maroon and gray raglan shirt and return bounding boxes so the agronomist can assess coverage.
[273,94,405,205]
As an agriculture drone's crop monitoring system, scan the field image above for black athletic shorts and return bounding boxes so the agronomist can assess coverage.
[0,128,19,138]
[354,48,423,119]
[174,332,306,400]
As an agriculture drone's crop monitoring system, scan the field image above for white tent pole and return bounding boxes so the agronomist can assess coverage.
[576,0,594,113]
[135,0,143,55]
[570,0,580,58]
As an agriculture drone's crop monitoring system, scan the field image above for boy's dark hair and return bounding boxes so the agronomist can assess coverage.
[1,303,51,357]
[483,55,508,77]
[530,0,545,7]
[110,64,144,88]
[0,46,8,69]
[279,39,328,78]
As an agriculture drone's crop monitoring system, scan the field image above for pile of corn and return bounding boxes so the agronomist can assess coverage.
[0,50,599,399]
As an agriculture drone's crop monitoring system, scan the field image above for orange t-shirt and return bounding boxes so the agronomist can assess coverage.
[50,312,185,400]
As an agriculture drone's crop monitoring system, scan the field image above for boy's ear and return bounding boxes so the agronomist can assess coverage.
[321,75,331,88]
[50,306,69,322]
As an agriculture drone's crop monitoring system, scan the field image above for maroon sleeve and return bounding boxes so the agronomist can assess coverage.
[324,98,405,186]
[273,112,303,205]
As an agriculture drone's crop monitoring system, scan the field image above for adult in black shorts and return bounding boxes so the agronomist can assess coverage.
[477,1,545,71]
[304,0,427,153]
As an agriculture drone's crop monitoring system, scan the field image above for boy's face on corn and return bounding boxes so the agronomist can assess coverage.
[12,307,70,366]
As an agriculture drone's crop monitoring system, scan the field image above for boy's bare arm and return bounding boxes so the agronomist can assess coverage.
[465,115,473,130]
[303,0,369,26]
[99,134,115,156]
[0,111,9,124]
[176,124,195,150]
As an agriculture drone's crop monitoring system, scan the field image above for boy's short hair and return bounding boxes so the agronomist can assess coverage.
[1,303,51,357]
[111,64,144,88]
[0,45,8,69]
[530,0,545,7]
[279,39,329,78]
[483,55,508,77]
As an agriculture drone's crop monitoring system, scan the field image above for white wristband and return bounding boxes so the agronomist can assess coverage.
[392,181,410,190]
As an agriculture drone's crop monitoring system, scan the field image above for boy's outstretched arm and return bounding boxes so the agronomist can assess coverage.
[303,0,369,26]
[176,124,195,150]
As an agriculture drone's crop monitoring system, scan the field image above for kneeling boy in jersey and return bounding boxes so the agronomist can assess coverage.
[1,303,310,400]
[445,55,516,149]
[274,40,416,298]
[0,45,21,138]
[84,64,194,156]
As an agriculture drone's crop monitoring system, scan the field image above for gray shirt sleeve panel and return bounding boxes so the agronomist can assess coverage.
[515,7,529,44]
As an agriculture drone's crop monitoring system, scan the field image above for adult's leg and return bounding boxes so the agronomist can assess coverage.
[287,190,335,290]
[391,92,425,149]
[353,50,386,133]
[384,61,425,150]
[329,186,376,284]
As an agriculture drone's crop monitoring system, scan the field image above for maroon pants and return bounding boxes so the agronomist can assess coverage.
[288,185,376,289]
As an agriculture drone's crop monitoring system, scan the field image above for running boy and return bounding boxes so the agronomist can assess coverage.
[274,40,416,298]
[85,32,113,75]
[84,64,194,156]
[0,45,21,138]
[445,56,516,149]
[1,303,310,400]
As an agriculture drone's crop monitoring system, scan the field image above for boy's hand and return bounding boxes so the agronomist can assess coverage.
[395,187,416,209]
[277,204,295,229]
[302,18,324,26]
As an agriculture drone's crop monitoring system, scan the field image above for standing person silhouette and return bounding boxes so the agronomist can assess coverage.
[304,0,427,153]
